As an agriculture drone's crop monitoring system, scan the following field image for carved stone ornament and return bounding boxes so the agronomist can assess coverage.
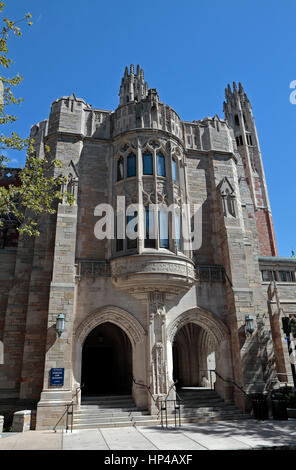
[75,306,146,347]
[149,291,166,324]
[218,177,236,218]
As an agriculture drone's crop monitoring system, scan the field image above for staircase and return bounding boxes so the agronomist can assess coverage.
[72,395,158,429]
[72,389,250,429]
[175,388,251,423]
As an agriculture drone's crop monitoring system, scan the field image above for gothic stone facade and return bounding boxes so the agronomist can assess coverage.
[0,65,295,429]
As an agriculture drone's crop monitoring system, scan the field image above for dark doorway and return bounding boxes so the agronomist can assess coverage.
[81,322,132,396]
[172,323,201,388]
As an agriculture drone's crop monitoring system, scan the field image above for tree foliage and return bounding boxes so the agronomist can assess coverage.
[0,2,73,237]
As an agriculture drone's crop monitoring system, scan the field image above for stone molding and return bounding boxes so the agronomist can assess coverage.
[74,305,146,347]
[167,307,230,345]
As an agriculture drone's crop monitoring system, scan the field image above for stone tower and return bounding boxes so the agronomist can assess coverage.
[223,83,278,256]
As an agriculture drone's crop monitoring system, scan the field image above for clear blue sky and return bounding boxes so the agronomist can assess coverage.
[3,0,296,256]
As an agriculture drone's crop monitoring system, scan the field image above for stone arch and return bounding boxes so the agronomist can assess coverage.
[73,307,147,404]
[167,308,232,394]
[168,307,230,345]
[75,305,146,348]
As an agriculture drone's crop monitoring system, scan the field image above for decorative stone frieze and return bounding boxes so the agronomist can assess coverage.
[111,254,195,293]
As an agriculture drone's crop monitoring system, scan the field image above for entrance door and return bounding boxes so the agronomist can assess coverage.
[81,322,132,396]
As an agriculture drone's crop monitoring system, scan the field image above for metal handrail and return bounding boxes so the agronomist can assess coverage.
[131,376,157,403]
[160,380,182,428]
[53,384,84,433]
[164,380,179,401]
[210,369,250,399]
[160,398,181,429]
[206,369,279,399]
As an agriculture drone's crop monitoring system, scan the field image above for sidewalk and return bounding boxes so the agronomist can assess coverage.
[0,420,296,450]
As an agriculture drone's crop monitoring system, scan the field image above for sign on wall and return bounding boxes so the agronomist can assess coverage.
[50,368,64,386]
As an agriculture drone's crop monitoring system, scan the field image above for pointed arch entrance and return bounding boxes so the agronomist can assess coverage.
[167,308,232,397]
[74,306,146,401]
[172,322,216,387]
[81,322,132,395]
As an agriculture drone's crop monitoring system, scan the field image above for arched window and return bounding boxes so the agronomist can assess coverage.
[127,154,136,177]
[157,153,166,176]
[172,158,178,182]
[142,152,153,175]
[117,156,124,181]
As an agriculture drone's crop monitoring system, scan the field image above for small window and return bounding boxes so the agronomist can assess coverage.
[157,153,166,177]
[143,153,153,175]
[117,156,124,181]
[246,134,253,146]
[279,271,293,282]
[234,114,240,126]
[239,135,243,146]
[235,136,240,147]
[127,154,136,177]
[261,270,276,282]
[172,158,178,182]
[158,208,169,248]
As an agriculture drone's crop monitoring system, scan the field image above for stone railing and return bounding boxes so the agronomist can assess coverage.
[76,259,225,284]
[195,265,225,283]
[75,260,111,279]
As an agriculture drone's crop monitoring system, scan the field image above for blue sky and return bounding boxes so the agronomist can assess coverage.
[3,0,296,256]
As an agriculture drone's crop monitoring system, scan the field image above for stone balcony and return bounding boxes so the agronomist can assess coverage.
[76,258,226,294]
[110,253,195,294]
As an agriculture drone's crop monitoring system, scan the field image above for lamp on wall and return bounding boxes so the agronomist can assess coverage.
[56,313,65,338]
[245,315,255,336]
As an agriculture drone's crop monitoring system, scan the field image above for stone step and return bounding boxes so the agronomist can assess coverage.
[73,414,158,424]
[76,404,142,413]
[81,401,136,407]
[72,390,250,429]
[81,395,133,402]
[175,398,227,404]
[74,411,150,419]
[72,414,250,430]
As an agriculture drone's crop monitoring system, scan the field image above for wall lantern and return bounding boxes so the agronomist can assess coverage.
[245,315,255,336]
[56,313,65,338]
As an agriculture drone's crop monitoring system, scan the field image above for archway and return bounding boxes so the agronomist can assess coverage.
[81,322,132,396]
[172,322,216,388]
[167,308,232,398]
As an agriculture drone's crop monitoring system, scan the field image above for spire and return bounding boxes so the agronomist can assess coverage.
[119,64,149,106]
[238,82,244,94]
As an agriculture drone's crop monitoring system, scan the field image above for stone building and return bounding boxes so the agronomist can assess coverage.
[0,65,295,429]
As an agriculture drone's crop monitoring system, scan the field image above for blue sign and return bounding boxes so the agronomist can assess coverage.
[50,368,64,386]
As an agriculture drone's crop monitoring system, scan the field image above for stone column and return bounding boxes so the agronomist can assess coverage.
[36,198,78,430]
[147,291,169,412]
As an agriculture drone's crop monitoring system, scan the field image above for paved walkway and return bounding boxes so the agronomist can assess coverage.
[0,420,296,450]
